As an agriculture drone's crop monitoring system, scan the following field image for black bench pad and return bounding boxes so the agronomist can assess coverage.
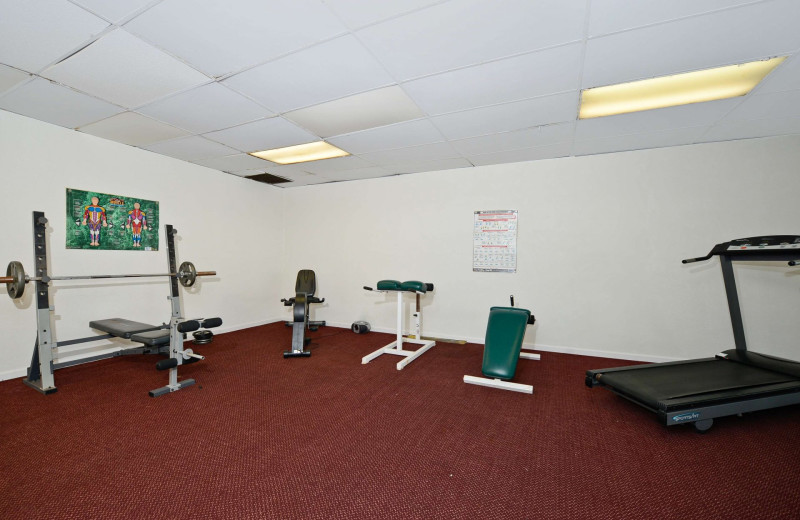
[89,318,162,339]
[129,329,172,347]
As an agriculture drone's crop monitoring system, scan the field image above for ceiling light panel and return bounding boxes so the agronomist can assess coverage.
[193,153,275,172]
[574,97,742,141]
[70,0,157,23]
[42,29,209,108]
[292,154,372,173]
[137,83,274,134]
[357,141,460,167]
[203,117,318,152]
[0,65,31,95]
[582,0,800,89]
[223,35,394,113]
[327,119,445,154]
[449,122,574,156]
[588,0,759,37]
[467,142,572,166]
[580,58,785,119]
[142,135,240,162]
[283,86,424,138]
[78,111,188,146]
[356,0,587,81]
[0,0,108,72]
[124,0,347,77]
[431,91,578,141]
[0,77,123,128]
[403,43,583,116]
[250,142,350,165]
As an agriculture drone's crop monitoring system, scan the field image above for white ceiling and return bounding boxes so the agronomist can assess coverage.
[1,0,799,188]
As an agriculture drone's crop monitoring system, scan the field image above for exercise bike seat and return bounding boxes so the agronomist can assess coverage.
[483,307,532,380]
[282,270,325,305]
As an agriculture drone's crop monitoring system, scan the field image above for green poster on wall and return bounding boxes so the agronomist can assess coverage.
[66,188,160,251]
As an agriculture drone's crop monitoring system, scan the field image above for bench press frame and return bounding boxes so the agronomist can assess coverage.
[361,282,435,370]
[22,211,204,396]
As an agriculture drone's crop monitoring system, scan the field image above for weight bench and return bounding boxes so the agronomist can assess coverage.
[281,269,325,358]
[362,280,435,370]
[90,318,171,348]
[463,305,538,394]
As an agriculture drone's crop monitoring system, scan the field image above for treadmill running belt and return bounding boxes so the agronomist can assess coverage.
[598,359,798,410]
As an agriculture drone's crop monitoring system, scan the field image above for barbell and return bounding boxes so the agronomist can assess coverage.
[1,260,215,300]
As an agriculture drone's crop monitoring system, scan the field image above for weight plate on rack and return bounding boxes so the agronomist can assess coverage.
[6,261,26,300]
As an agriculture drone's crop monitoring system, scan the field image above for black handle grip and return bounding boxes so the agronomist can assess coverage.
[363,286,373,291]
[682,254,713,264]
[425,283,434,291]
[156,358,178,371]
[177,320,200,333]
[510,295,515,307]
[202,317,222,329]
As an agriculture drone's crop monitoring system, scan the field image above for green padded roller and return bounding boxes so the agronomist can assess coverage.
[377,280,402,291]
[400,280,426,292]
[482,306,531,380]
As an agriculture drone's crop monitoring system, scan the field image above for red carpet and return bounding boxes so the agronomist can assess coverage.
[1,322,799,519]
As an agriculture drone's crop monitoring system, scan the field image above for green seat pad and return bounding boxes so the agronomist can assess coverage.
[482,306,531,380]
[377,280,402,291]
[400,280,427,292]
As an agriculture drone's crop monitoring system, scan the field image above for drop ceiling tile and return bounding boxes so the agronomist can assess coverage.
[0,0,109,72]
[313,166,395,180]
[393,157,473,174]
[78,111,188,146]
[721,89,800,121]
[192,153,273,172]
[574,98,740,141]
[141,135,240,161]
[702,115,800,141]
[323,0,444,30]
[297,155,373,174]
[125,0,347,77]
[284,86,424,138]
[431,91,578,140]
[466,142,572,166]
[70,0,157,23]
[0,77,123,128]
[757,54,800,93]
[357,141,460,167]
[137,83,273,134]
[356,0,587,81]
[588,0,761,37]
[583,0,800,88]
[572,126,708,156]
[273,173,332,187]
[450,123,574,156]
[0,65,31,95]
[403,43,583,115]
[224,35,395,113]
[203,117,318,152]
[327,119,444,154]
[42,29,210,108]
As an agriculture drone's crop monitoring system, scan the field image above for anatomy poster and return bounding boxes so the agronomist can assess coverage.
[66,188,159,251]
[473,210,518,273]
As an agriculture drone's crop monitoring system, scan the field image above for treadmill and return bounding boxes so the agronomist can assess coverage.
[586,235,800,432]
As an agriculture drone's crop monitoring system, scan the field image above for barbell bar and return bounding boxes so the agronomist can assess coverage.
[1,260,215,300]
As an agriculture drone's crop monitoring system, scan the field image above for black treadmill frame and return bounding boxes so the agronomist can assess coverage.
[586,236,800,430]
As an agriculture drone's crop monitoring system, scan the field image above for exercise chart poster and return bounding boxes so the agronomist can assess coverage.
[473,210,518,273]
[66,188,159,251]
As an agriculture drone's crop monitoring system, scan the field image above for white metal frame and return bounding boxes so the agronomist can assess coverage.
[463,347,539,394]
[362,290,435,370]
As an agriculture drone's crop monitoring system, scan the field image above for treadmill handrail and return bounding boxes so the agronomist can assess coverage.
[683,235,800,264]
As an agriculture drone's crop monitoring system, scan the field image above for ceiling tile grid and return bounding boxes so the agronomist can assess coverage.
[0,0,799,187]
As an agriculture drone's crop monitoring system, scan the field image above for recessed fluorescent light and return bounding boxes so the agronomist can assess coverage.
[249,141,349,164]
[579,57,786,119]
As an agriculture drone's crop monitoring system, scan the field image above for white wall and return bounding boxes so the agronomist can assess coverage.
[281,136,800,362]
[0,110,285,379]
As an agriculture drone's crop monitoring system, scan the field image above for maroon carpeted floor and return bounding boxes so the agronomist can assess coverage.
[1,322,799,519]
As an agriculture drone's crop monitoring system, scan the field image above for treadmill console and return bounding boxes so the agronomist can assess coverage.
[683,235,800,264]
[726,236,800,251]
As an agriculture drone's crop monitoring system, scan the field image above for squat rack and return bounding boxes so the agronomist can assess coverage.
[5,211,216,396]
